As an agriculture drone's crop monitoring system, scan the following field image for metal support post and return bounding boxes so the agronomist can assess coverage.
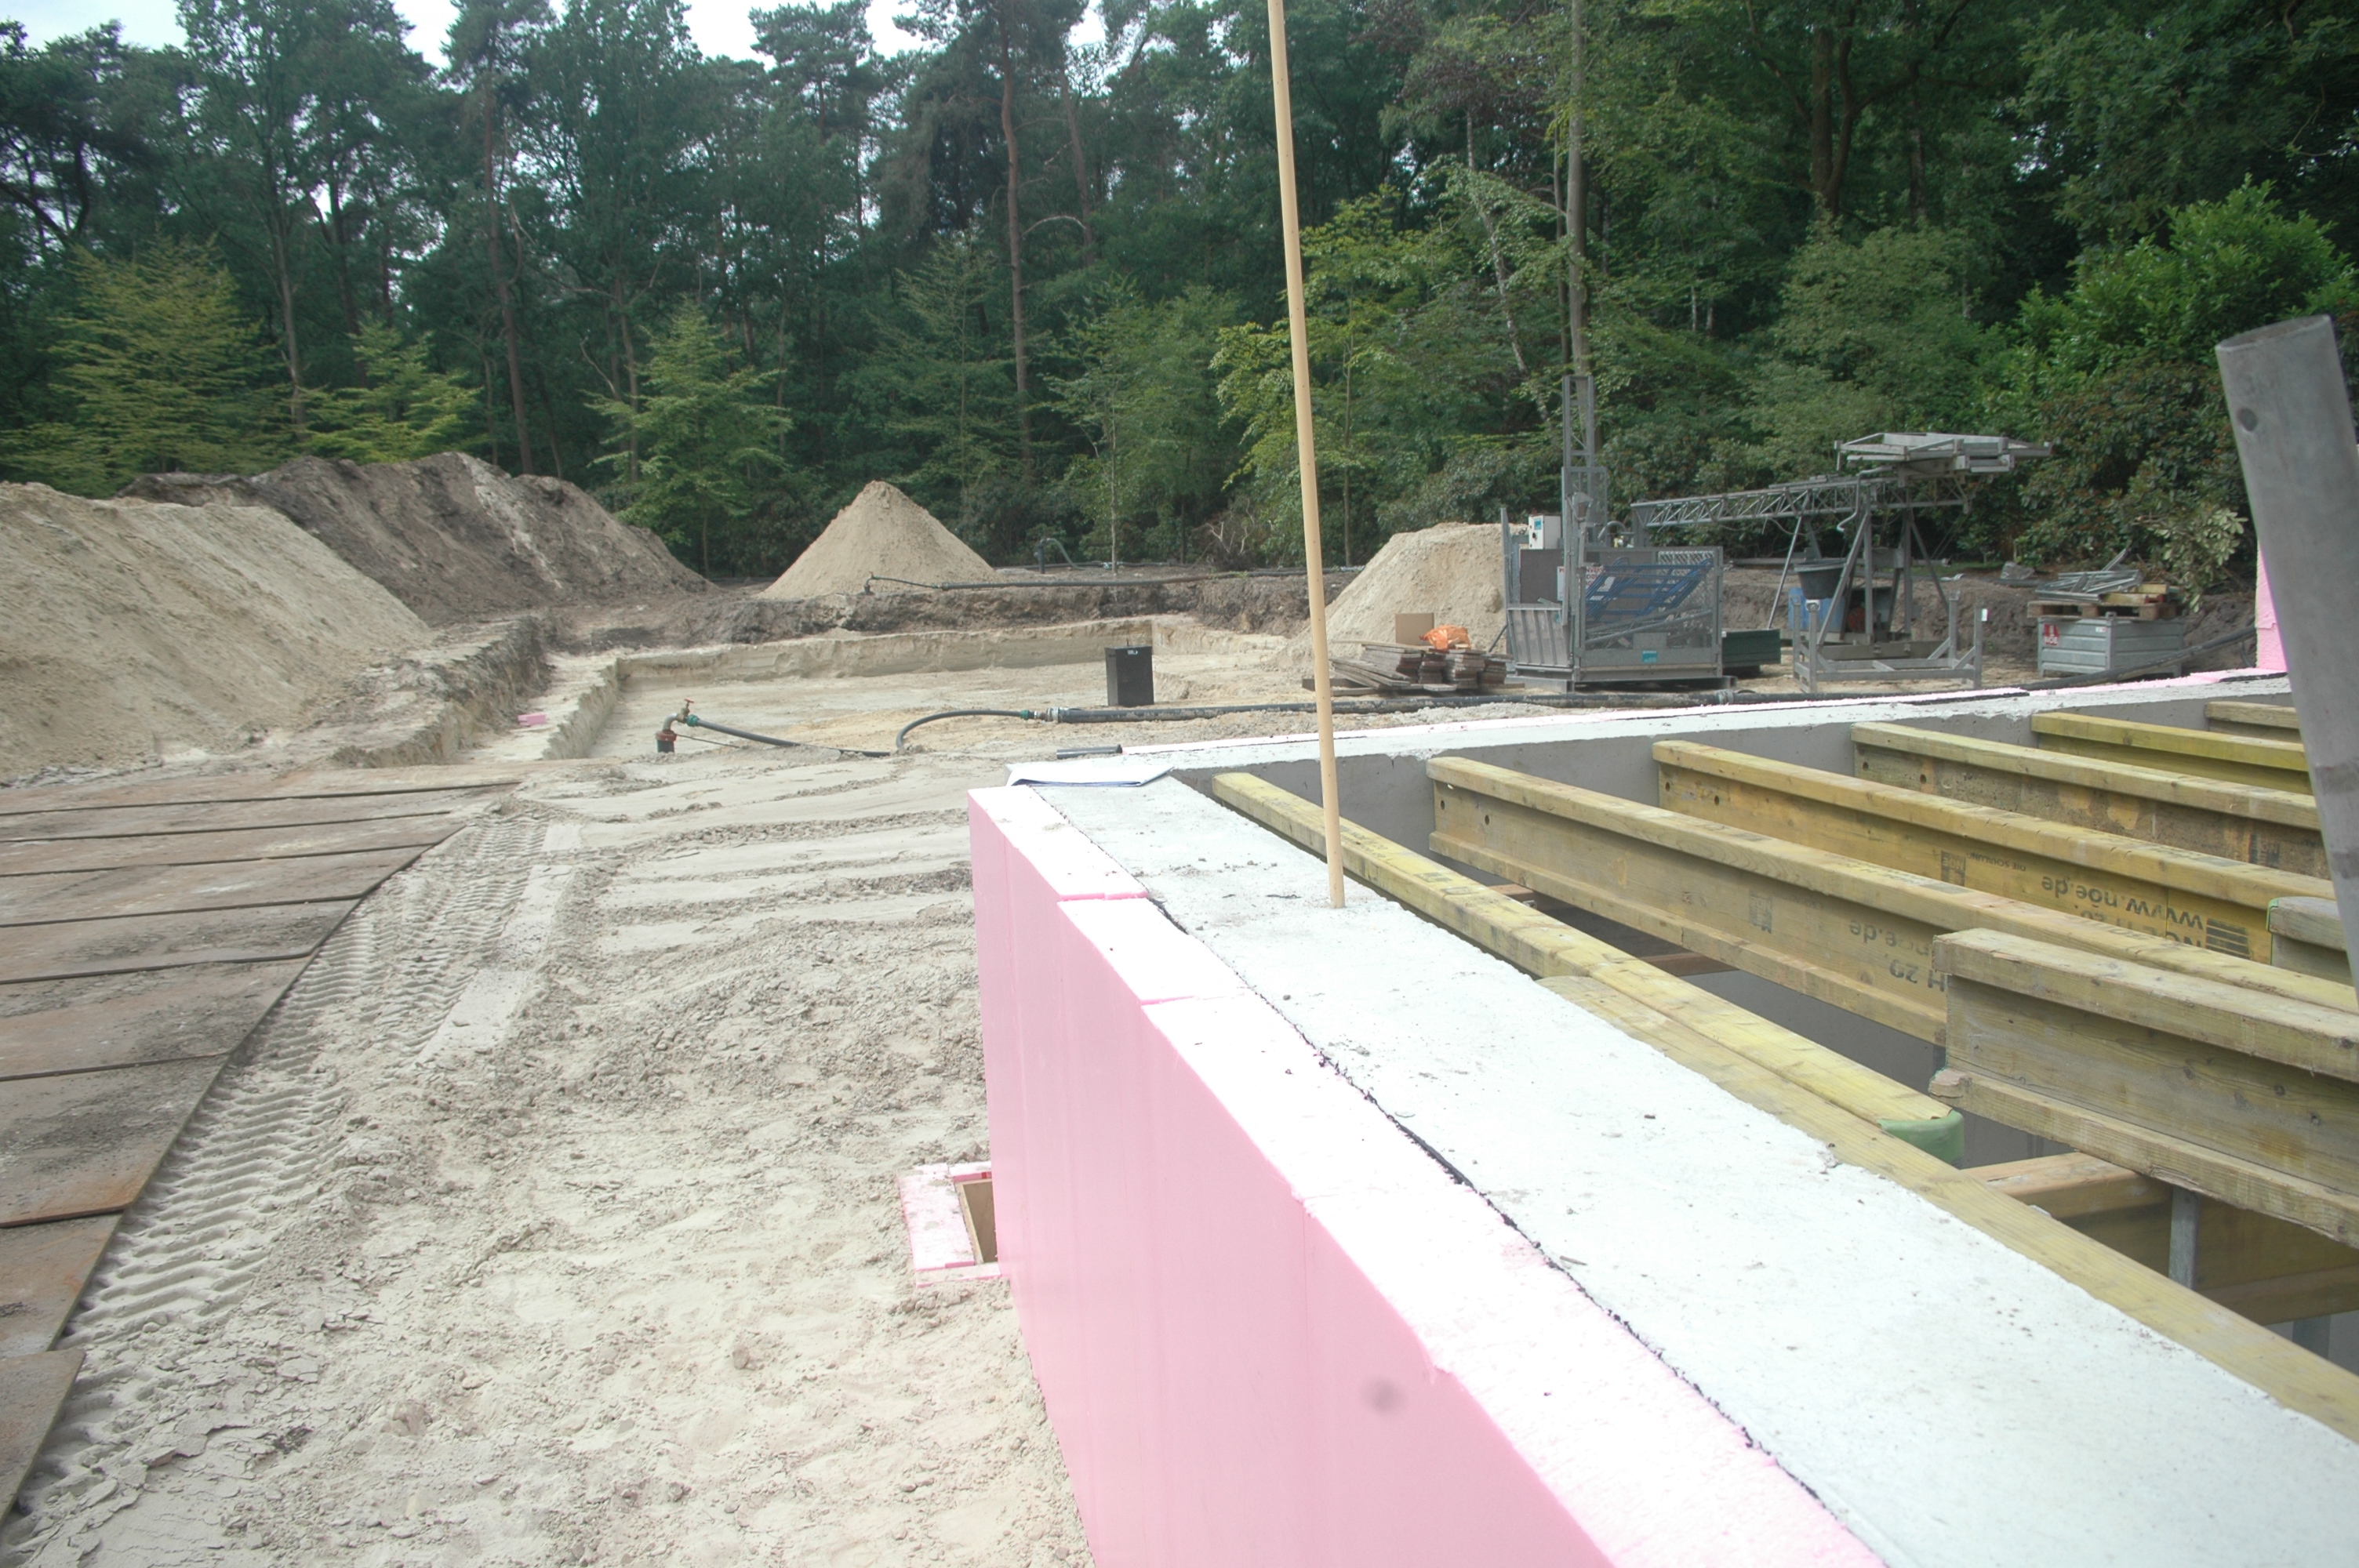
[2168,1188,2201,1288]
[2217,317,2359,946]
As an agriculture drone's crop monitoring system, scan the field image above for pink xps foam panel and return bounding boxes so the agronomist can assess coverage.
[968,785,1877,1568]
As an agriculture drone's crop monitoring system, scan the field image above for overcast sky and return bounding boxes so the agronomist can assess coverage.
[7,0,933,68]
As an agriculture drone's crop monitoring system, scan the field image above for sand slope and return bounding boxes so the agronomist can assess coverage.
[125,453,707,623]
[1287,521,1506,664]
[1,484,430,779]
[762,482,994,598]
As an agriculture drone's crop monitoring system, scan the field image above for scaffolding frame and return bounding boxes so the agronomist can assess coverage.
[1626,434,2048,692]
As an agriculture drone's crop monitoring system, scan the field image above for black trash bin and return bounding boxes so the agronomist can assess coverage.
[1105,644,1154,707]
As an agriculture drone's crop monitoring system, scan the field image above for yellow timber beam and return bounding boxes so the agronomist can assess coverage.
[1656,739,2329,964]
[2272,895,2352,984]
[2033,710,2314,793]
[1969,1152,2359,1326]
[1851,720,2326,878]
[2208,699,2303,736]
[1207,774,2359,1437]
[1932,927,2359,1247]
[1205,770,1960,1155]
[1425,754,2358,1047]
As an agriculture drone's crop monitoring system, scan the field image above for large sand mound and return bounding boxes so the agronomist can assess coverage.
[761,482,994,598]
[1287,521,1505,665]
[2,485,431,779]
[124,453,706,623]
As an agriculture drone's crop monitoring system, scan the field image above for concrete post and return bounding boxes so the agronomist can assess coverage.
[2216,316,2359,946]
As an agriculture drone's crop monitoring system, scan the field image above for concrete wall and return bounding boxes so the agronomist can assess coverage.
[969,784,1877,1568]
[1030,776,2359,1565]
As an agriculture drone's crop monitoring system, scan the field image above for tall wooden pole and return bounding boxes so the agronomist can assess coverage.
[1266,0,1346,908]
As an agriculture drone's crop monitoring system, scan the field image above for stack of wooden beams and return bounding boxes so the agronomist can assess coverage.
[1326,642,1507,695]
[0,767,516,1507]
[1396,697,2359,1346]
[2030,583,2182,619]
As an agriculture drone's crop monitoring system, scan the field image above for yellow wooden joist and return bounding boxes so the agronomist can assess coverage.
[2033,710,2314,793]
[1851,720,2327,877]
[1207,771,1955,1146]
[1208,771,2359,1437]
[1969,1152,2359,1324]
[1656,739,2328,962]
[1934,928,2359,1245]
[2271,895,2353,985]
[1557,969,2359,1439]
[1427,756,2358,1040]
[2207,699,2303,735]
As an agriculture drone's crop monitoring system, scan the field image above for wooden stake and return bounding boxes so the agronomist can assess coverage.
[1265,0,1346,909]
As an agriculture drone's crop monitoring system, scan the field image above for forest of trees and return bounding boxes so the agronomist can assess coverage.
[0,0,2354,583]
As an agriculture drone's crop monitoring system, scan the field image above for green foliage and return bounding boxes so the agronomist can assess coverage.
[1737,224,1991,482]
[856,233,1013,535]
[308,321,477,462]
[1994,186,2358,568]
[3,242,279,494]
[1216,188,1537,565]
[1052,280,1240,563]
[598,299,791,574]
[0,0,2354,582]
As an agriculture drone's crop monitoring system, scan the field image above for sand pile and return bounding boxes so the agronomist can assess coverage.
[1,484,431,779]
[761,481,994,598]
[1286,521,1505,665]
[123,453,706,623]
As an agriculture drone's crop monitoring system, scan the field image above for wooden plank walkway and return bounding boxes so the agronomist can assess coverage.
[0,766,512,1507]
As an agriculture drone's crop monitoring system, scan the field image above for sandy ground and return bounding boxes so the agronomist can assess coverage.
[0,620,2213,1568]
[4,746,1096,1568]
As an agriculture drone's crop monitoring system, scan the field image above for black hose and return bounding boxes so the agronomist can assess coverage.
[896,709,1039,749]
[680,714,803,748]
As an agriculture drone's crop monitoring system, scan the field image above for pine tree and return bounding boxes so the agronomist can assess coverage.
[3,242,280,495]
[308,321,478,463]
[598,300,791,575]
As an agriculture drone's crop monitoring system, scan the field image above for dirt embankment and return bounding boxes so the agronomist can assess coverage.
[1,484,431,780]
[125,454,706,624]
[573,573,1347,652]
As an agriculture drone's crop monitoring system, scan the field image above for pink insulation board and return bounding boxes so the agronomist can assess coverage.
[967,785,1877,1568]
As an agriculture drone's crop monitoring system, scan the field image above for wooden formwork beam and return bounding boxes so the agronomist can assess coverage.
[2033,710,2314,793]
[1205,771,1960,1154]
[1970,1152,2359,1325]
[1209,771,2359,1438]
[1427,756,2357,1046]
[1851,721,2326,878]
[2208,699,2303,736]
[2271,895,2351,985]
[1656,739,2328,964]
[1932,928,2359,1247]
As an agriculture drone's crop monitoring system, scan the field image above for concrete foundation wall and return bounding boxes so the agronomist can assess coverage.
[1028,775,2359,1566]
[969,786,1876,1568]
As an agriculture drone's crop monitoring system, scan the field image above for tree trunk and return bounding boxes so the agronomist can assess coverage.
[325,180,361,342]
[997,15,1034,482]
[616,278,642,482]
[1809,27,1836,216]
[1468,114,1532,386]
[485,94,535,475]
[271,220,306,441]
[1907,97,1927,221]
[1060,59,1096,265]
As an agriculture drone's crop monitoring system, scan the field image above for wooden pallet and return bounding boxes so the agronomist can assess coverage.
[0,768,517,1510]
[2030,591,2180,620]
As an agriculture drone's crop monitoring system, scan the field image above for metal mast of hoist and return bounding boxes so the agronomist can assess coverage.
[1629,432,2049,692]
